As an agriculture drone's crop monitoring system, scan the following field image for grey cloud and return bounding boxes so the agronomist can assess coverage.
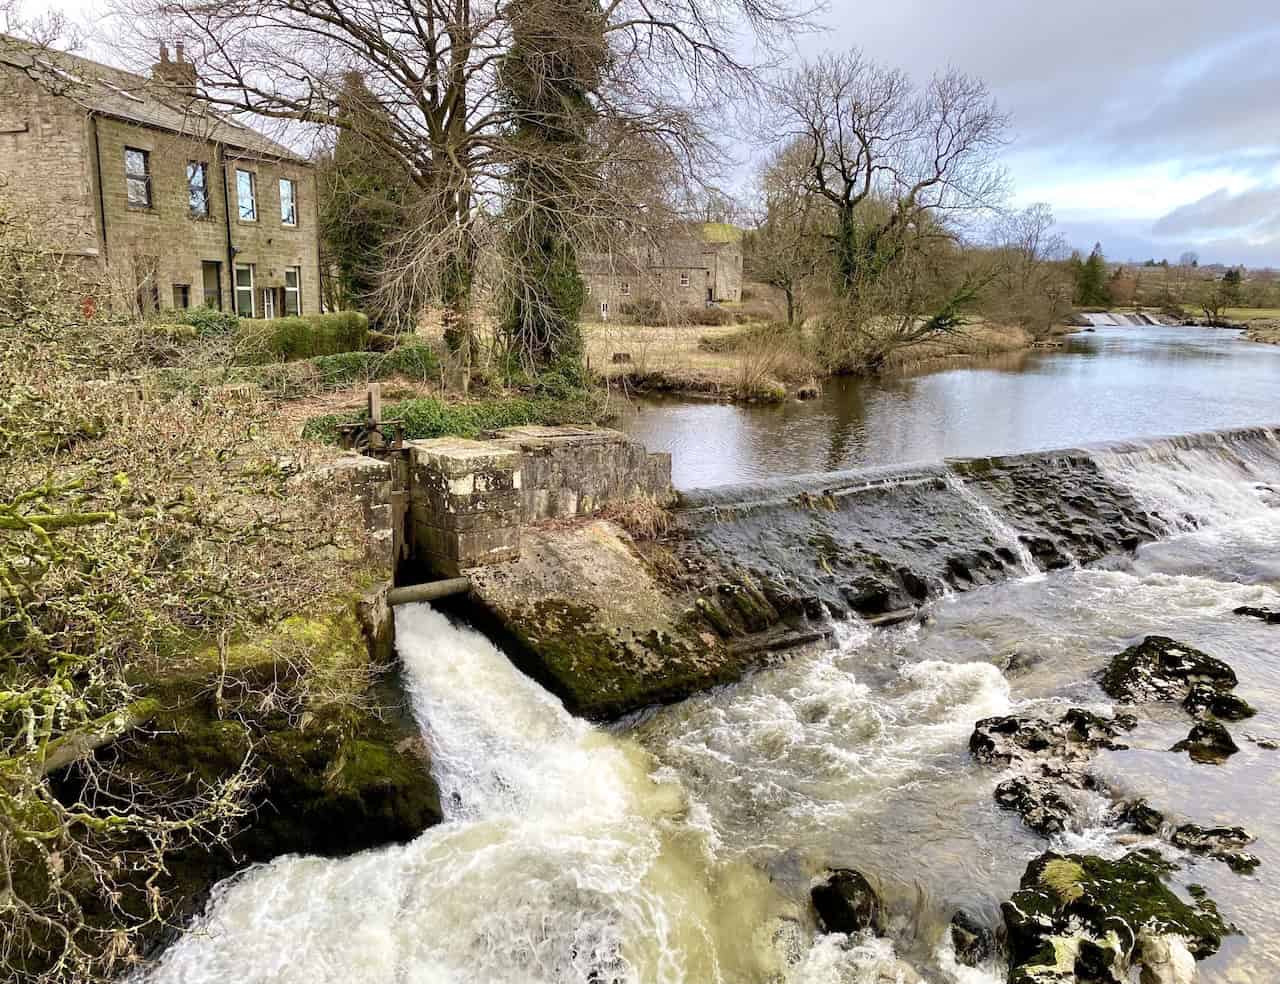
[1154,186,1280,237]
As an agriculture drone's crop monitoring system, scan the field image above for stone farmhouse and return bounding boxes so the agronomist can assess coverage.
[580,224,743,322]
[0,37,321,318]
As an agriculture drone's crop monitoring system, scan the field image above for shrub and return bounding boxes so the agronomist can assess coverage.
[176,305,239,336]
[302,389,606,444]
[619,297,666,326]
[683,305,735,326]
[309,342,440,388]
[236,311,370,363]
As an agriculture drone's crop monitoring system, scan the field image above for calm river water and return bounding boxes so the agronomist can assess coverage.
[617,325,1280,488]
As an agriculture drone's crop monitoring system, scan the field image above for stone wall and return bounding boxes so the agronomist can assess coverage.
[0,67,100,260]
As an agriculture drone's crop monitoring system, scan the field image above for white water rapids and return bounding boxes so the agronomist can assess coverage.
[142,434,1280,984]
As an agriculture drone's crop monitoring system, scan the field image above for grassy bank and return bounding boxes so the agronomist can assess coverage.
[587,318,1037,401]
[302,388,608,443]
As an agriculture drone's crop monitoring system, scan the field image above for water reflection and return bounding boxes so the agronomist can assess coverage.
[617,326,1280,488]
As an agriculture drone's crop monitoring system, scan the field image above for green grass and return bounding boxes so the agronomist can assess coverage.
[301,390,608,444]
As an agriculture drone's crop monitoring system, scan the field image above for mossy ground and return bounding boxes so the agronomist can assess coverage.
[70,592,441,953]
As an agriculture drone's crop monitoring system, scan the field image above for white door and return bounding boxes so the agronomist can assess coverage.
[263,288,275,319]
[600,301,609,321]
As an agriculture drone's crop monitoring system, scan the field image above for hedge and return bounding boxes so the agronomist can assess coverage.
[302,390,606,444]
[175,306,239,336]
[236,311,370,363]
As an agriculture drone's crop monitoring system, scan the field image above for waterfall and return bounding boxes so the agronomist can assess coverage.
[140,605,764,984]
[941,472,1041,577]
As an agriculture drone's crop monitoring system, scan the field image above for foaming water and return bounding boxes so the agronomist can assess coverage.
[142,606,782,984]
[942,472,1040,577]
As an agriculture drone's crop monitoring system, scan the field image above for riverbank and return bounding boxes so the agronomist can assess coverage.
[589,319,1039,402]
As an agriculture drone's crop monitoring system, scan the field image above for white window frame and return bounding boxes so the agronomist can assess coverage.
[284,266,302,316]
[279,178,297,227]
[600,301,609,321]
[620,281,631,296]
[584,283,592,296]
[234,263,256,317]
[679,271,690,287]
[236,168,257,221]
[262,287,275,319]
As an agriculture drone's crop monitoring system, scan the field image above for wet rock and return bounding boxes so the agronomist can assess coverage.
[1244,732,1280,750]
[811,868,884,936]
[1182,683,1256,721]
[1171,824,1260,872]
[1171,721,1240,763]
[1101,636,1237,703]
[1136,930,1197,984]
[1233,605,1280,624]
[949,910,997,967]
[1117,798,1166,835]
[1002,851,1228,984]
[970,709,1134,766]
[994,776,1076,837]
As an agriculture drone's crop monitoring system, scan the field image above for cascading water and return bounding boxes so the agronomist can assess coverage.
[142,430,1280,984]
[941,472,1041,577]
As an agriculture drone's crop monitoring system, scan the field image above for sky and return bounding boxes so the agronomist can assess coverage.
[19,0,1280,267]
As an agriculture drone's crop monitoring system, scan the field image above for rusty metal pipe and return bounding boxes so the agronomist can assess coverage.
[386,577,472,607]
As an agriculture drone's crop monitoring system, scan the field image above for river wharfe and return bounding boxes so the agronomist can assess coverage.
[618,325,1280,488]
[139,328,1279,984]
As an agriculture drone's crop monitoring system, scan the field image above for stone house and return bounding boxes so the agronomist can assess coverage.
[580,225,743,322]
[0,37,321,317]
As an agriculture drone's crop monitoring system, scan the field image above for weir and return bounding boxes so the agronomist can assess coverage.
[333,423,1280,719]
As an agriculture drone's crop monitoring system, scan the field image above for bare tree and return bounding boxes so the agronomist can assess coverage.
[772,49,1009,295]
[742,140,827,326]
[985,203,1072,336]
[120,0,808,368]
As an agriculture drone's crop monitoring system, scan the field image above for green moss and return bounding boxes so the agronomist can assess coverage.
[502,598,741,719]
[1039,858,1086,903]
[1004,850,1231,983]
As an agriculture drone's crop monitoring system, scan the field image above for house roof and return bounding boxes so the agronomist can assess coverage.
[0,34,306,162]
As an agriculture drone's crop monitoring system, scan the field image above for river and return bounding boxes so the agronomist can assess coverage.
[137,328,1280,984]
[616,324,1280,488]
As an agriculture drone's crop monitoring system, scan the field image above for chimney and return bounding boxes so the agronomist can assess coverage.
[150,39,197,95]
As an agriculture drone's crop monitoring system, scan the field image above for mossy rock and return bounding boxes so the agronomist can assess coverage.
[490,598,749,720]
[1003,850,1230,984]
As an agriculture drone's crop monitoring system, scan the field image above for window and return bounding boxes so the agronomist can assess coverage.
[234,264,255,316]
[187,162,209,217]
[236,169,257,221]
[284,267,301,316]
[679,272,690,287]
[172,284,191,309]
[599,301,609,321]
[279,178,297,226]
[201,261,222,309]
[124,147,151,208]
[262,287,275,319]
[584,283,592,296]
[620,281,631,296]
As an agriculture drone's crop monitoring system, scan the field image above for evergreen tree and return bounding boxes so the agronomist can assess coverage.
[1073,242,1112,306]
[318,73,415,329]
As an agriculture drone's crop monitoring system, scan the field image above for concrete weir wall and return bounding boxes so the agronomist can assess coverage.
[407,425,674,577]
[333,424,1280,722]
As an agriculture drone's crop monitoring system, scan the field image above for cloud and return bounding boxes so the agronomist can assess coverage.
[1154,186,1280,238]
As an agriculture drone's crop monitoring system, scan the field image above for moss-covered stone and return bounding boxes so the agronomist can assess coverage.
[80,594,441,952]
[1003,851,1230,984]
